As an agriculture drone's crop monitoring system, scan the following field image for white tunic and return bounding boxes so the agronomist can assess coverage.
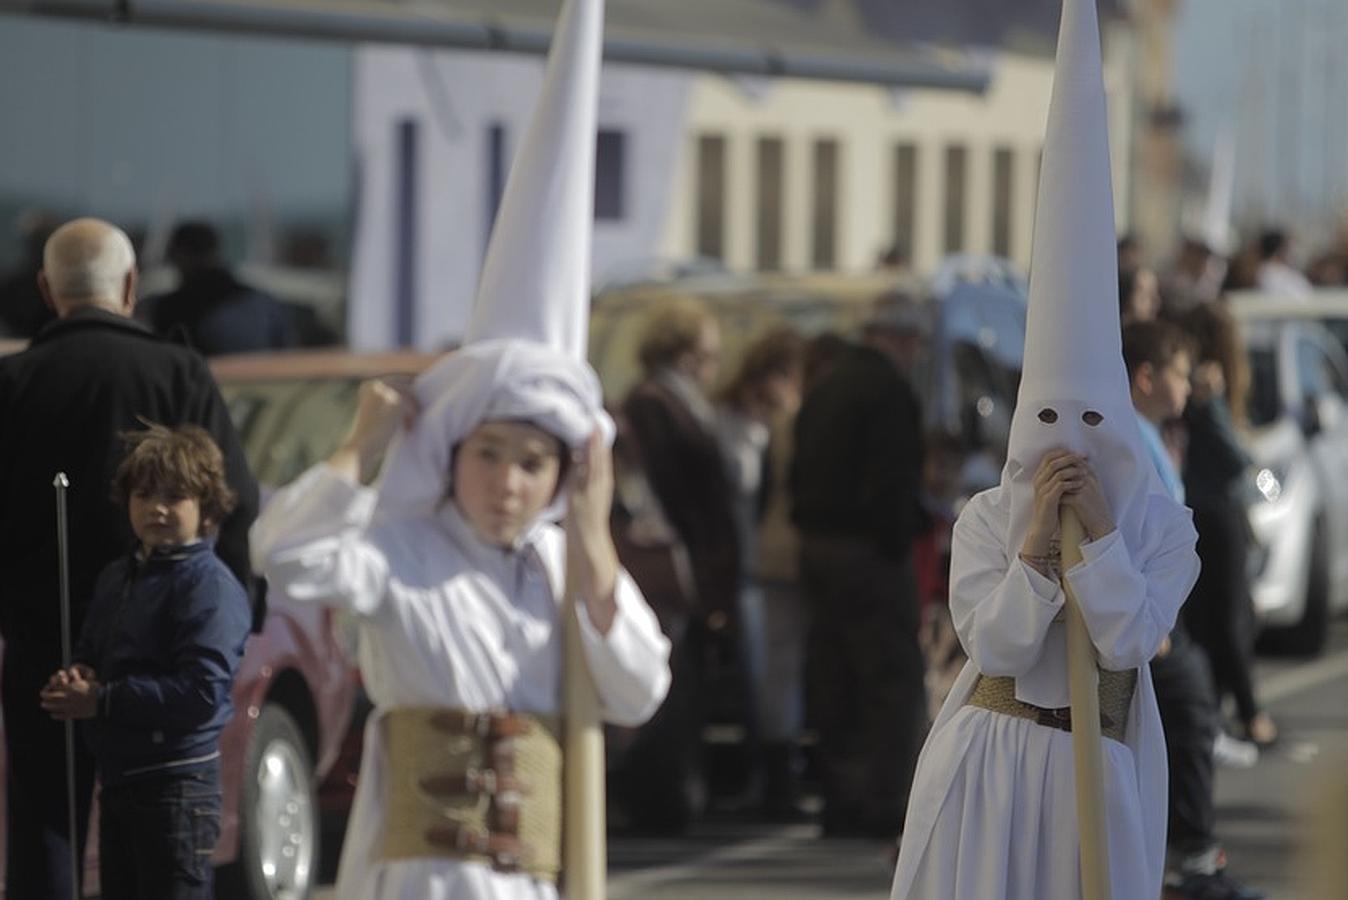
[891,486,1198,900]
[252,465,673,900]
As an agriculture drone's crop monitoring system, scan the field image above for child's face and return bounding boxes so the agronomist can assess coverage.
[452,421,563,547]
[129,489,204,550]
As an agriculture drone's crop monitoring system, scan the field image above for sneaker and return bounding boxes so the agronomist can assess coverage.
[1213,731,1259,769]
[1164,871,1266,900]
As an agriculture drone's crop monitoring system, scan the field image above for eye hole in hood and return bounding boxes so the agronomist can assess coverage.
[1038,407,1059,424]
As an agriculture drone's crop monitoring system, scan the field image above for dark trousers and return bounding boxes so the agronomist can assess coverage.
[1150,625,1219,855]
[1185,499,1260,725]
[613,617,707,833]
[3,662,96,900]
[98,759,222,900]
[800,537,926,835]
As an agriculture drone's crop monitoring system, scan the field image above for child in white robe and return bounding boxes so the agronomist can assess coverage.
[891,1,1200,897]
[251,340,672,900]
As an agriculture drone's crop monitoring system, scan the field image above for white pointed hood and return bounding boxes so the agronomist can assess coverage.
[376,0,612,521]
[1003,0,1170,575]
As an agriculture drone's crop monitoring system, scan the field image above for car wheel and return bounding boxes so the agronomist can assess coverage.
[218,703,319,900]
[1268,518,1331,657]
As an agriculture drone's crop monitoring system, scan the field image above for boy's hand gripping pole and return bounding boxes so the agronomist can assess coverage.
[1061,507,1110,900]
[54,473,80,900]
[563,578,606,899]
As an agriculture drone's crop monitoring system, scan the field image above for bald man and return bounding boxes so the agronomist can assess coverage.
[0,218,259,898]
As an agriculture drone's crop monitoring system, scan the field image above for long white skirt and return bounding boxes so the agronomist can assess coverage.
[891,706,1148,900]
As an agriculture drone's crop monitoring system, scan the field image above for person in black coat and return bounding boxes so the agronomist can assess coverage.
[140,221,295,356]
[0,217,259,899]
[790,294,927,837]
[612,297,739,833]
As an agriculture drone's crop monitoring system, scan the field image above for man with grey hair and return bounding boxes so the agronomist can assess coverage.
[0,217,258,898]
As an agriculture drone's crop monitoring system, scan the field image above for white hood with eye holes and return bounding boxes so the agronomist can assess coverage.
[1001,0,1170,563]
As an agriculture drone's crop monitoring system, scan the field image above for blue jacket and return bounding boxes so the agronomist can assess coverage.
[75,540,250,785]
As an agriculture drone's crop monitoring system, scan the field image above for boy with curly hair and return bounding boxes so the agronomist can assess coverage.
[42,422,251,899]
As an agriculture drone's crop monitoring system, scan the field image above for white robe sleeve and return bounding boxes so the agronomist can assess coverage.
[949,497,1067,678]
[574,570,672,727]
[249,464,390,617]
[1064,497,1199,670]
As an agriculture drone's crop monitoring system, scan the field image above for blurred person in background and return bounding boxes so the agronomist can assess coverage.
[912,430,966,714]
[1164,237,1227,316]
[615,297,739,832]
[0,209,59,338]
[790,293,927,838]
[1255,227,1313,300]
[1179,303,1277,748]
[143,221,295,355]
[1124,319,1265,900]
[713,327,806,816]
[1120,264,1162,325]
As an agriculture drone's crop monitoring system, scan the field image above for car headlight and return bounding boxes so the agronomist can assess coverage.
[1254,465,1286,503]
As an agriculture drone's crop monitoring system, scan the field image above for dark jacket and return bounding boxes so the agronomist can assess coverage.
[1182,395,1251,508]
[76,540,250,786]
[144,268,294,356]
[791,344,925,559]
[0,309,259,728]
[621,376,740,623]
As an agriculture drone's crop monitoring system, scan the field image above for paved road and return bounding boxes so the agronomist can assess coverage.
[312,622,1348,900]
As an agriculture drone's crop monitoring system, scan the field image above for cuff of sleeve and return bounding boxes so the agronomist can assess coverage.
[312,464,379,526]
[1068,529,1127,581]
[1017,557,1064,604]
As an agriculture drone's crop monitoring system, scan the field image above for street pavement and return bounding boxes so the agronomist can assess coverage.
[312,622,1348,900]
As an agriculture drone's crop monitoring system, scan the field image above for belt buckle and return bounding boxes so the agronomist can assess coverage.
[1037,706,1072,732]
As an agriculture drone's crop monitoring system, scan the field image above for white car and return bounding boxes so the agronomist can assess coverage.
[1230,301,1348,654]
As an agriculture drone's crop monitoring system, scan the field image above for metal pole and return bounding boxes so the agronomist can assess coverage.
[53,472,79,900]
[1061,507,1110,900]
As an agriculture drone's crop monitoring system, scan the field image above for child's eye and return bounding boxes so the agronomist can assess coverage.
[1082,411,1104,427]
[521,457,546,475]
[1037,408,1058,424]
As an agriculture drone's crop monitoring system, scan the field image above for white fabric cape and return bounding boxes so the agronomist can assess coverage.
[890,486,1197,900]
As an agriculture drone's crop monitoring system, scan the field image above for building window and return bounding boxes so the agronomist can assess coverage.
[943,144,968,255]
[812,138,840,270]
[756,136,785,271]
[892,143,919,265]
[595,129,626,221]
[486,122,508,255]
[991,146,1015,257]
[695,134,726,260]
[395,118,419,348]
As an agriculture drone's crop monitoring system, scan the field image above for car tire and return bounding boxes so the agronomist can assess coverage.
[217,703,319,900]
[1267,518,1331,657]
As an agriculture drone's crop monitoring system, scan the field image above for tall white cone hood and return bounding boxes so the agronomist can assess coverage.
[1019,0,1126,407]
[1002,0,1168,667]
[464,0,604,361]
[374,0,611,519]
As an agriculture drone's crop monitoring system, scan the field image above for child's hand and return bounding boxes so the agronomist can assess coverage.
[331,378,420,484]
[1060,458,1115,541]
[40,667,100,720]
[1023,450,1116,558]
[565,429,619,634]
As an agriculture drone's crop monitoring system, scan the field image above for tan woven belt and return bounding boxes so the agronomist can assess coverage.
[966,670,1137,744]
[381,708,562,882]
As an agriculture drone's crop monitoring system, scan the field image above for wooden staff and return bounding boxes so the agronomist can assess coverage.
[563,580,606,899]
[1061,507,1110,900]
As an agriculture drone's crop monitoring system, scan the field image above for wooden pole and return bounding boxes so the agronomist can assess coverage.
[563,583,606,900]
[1061,507,1111,900]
